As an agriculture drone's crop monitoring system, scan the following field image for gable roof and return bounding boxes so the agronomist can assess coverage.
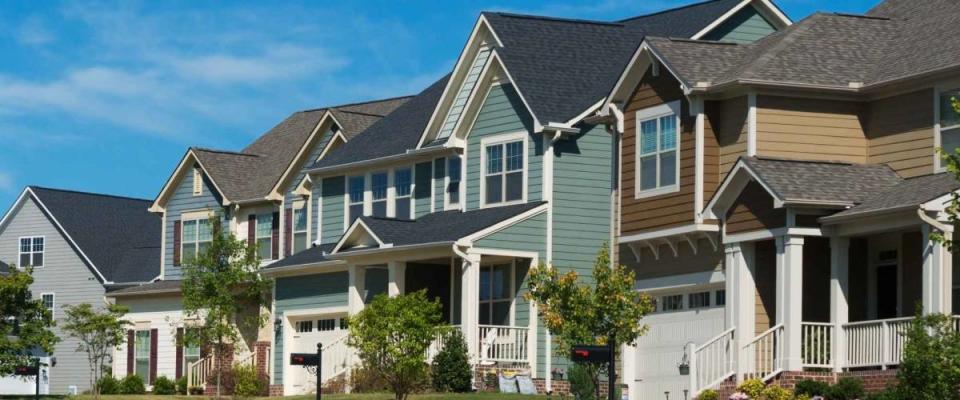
[620,0,745,37]
[14,187,162,284]
[823,173,960,222]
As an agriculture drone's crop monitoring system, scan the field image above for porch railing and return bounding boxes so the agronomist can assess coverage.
[186,355,214,393]
[687,327,735,397]
[843,317,913,368]
[801,322,833,368]
[478,325,530,363]
[427,326,461,362]
[742,324,783,382]
[320,334,351,384]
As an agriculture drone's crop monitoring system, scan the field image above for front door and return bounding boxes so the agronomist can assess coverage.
[877,265,898,319]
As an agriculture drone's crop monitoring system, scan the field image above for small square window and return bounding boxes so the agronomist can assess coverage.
[715,290,726,306]
[661,294,683,312]
[688,291,710,309]
[296,320,313,333]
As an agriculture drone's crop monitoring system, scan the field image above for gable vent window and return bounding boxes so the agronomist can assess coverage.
[192,168,203,196]
[635,101,680,198]
[371,172,388,218]
[19,236,44,268]
[482,134,525,207]
[395,168,412,219]
[437,45,492,141]
[941,89,960,157]
[348,176,365,224]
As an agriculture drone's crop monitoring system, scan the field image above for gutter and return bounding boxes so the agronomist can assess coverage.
[259,259,347,277]
[327,241,455,258]
[305,146,456,175]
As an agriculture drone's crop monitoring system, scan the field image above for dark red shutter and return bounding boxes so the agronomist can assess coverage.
[126,330,135,375]
[247,215,256,247]
[271,211,280,260]
[149,329,158,384]
[175,328,184,379]
[173,221,182,266]
[284,208,293,257]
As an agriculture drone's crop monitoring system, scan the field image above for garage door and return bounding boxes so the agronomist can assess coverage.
[287,314,348,395]
[630,289,725,400]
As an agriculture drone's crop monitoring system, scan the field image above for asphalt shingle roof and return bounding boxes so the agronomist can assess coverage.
[261,243,338,270]
[619,0,745,37]
[740,157,902,205]
[107,279,182,296]
[29,187,161,283]
[825,173,960,221]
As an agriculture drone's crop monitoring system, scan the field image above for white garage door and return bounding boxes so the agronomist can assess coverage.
[287,314,348,395]
[631,290,725,400]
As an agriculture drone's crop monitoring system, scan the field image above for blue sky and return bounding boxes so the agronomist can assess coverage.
[0,0,878,208]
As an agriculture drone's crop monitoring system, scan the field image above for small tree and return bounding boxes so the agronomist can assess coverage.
[526,245,654,399]
[894,311,960,400]
[61,302,131,400]
[348,291,443,400]
[0,266,59,376]
[181,217,271,398]
[431,328,472,393]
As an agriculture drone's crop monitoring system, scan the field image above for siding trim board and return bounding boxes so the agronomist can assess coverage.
[150,150,230,212]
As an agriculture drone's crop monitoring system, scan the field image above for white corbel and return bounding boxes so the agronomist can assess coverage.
[645,241,660,260]
[662,238,679,258]
[682,234,698,255]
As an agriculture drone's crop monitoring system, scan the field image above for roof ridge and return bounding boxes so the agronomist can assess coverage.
[192,147,261,157]
[832,12,891,21]
[736,12,824,80]
[28,186,153,203]
[332,109,391,118]
[618,0,730,22]
[485,11,624,27]
[299,94,416,114]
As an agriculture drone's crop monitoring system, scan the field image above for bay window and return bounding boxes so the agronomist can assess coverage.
[395,168,412,219]
[635,101,680,197]
[482,134,525,206]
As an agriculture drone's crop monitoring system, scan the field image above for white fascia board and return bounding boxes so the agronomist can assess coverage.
[618,223,719,244]
[269,110,337,198]
[602,41,691,116]
[459,203,549,245]
[703,158,784,218]
[0,187,30,232]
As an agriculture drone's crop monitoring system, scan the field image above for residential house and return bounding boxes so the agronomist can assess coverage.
[108,97,409,389]
[0,187,160,395]
[597,0,960,397]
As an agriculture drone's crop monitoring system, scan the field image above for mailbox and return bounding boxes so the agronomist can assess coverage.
[15,365,38,375]
[290,353,319,366]
[570,345,611,363]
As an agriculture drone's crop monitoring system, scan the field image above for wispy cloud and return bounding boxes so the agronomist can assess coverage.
[170,45,349,85]
[17,16,56,45]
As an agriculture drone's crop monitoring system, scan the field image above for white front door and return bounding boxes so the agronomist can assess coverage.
[287,315,347,395]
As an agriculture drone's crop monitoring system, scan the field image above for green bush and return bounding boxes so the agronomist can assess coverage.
[826,377,865,400]
[761,385,793,400]
[736,379,765,399]
[568,363,597,400]
[152,375,176,395]
[349,366,389,393]
[232,364,267,397]
[697,388,719,400]
[96,374,120,395]
[431,329,473,392]
[794,379,830,397]
[864,387,900,400]
[119,374,146,394]
[175,376,188,395]
[896,312,960,400]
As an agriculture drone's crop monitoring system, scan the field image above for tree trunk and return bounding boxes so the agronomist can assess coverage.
[216,338,223,399]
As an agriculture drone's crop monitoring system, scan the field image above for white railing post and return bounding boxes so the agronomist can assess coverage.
[881,320,889,369]
[687,342,698,396]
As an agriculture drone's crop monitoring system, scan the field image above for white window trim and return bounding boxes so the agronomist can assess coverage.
[17,235,45,269]
[255,213,274,261]
[180,214,213,263]
[634,100,682,199]
[134,329,152,379]
[40,292,54,319]
[934,82,960,172]
[479,131,529,209]
[444,155,465,211]
[478,260,516,327]
[291,200,309,254]
[345,175,365,230]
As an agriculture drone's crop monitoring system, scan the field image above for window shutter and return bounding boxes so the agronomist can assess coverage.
[173,221,182,267]
[126,330,134,375]
[284,208,293,257]
[272,211,280,260]
[149,329,158,384]
[175,328,184,379]
[248,215,256,247]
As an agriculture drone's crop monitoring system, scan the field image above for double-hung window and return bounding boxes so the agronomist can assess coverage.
[41,293,54,319]
[348,176,365,224]
[181,219,212,264]
[292,201,308,254]
[483,134,525,206]
[371,172,388,218]
[394,168,412,219]
[636,101,680,197]
[479,264,513,326]
[447,157,462,207]
[19,236,44,268]
[135,330,151,379]
[255,214,273,260]
[940,89,960,159]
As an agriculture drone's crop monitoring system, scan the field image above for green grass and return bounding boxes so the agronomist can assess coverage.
[2,393,550,400]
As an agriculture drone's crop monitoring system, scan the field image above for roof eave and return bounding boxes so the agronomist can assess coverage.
[305,146,456,176]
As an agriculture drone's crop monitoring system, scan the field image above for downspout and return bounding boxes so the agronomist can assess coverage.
[917,206,952,233]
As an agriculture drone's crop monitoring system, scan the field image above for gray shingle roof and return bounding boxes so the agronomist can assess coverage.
[619,0,746,37]
[107,279,182,296]
[29,187,161,284]
[261,243,338,270]
[825,173,960,221]
[740,157,902,205]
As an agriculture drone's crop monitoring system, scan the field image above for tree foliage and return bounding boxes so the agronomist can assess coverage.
[895,312,960,400]
[61,302,130,399]
[180,217,271,398]
[348,291,444,400]
[430,328,472,393]
[0,266,59,376]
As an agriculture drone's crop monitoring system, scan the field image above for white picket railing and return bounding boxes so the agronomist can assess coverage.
[427,326,461,362]
[801,322,833,368]
[478,325,530,363]
[843,317,912,368]
[186,355,214,393]
[742,324,784,382]
[687,327,735,397]
[320,334,351,384]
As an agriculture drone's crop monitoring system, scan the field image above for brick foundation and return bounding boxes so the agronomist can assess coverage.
[269,384,284,396]
[700,369,898,399]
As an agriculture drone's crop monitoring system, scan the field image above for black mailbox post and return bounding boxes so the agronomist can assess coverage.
[290,343,323,400]
[571,337,617,400]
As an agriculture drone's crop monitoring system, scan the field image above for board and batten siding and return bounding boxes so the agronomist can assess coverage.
[755,96,868,164]
[464,83,542,211]
[864,88,935,178]
[113,295,185,385]
[702,5,778,43]
[272,272,349,385]
[164,165,223,280]
[319,176,345,245]
[0,197,106,394]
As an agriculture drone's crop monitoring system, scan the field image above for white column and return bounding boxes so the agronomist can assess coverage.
[348,265,366,315]
[387,261,406,297]
[727,242,756,381]
[776,235,804,371]
[830,237,850,372]
[460,251,482,363]
[922,225,953,315]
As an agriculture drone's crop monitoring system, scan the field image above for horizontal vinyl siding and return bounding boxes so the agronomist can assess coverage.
[865,89,935,177]
[164,166,223,280]
[0,198,107,394]
[284,127,335,252]
[114,295,186,386]
[708,96,749,180]
[702,5,777,43]
[434,157,445,212]
[320,176,345,245]
[756,96,868,164]
[725,181,785,234]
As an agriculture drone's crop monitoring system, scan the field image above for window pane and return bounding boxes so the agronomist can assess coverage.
[293,208,307,231]
[716,290,726,306]
[491,264,511,300]
[640,155,658,190]
[20,254,30,268]
[486,175,503,204]
[448,181,460,204]
[258,238,271,260]
[505,172,523,201]
[943,128,960,156]
[256,214,272,238]
[659,116,677,151]
[448,157,461,182]
[372,201,387,218]
[486,145,503,174]
[182,243,196,263]
[689,292,710,308]
[183,220,197,242]
[479,303,491,325]
[136,331,151,358]
[20,238,31,252]
[640,120,658,154]
[941,91,960,128]
[197,219,212,242]
[372,173,388,200]
[32,253,43,267]
[395,169,412,197]
[660,152,677,187]
[293,232,307,254]
[32,237,44,252]
[505,141,523,171]
[349,176,365,203]
[491,301,511,326]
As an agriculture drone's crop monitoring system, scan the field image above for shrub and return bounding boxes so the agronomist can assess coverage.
[697,388,719,400]
[152,375,176,395]
[568,363,597,400]
[431,329,473,393]
[736,379,765,399]
[119,374,146,394]
[96,374,120,395]
[896,312,960,400]
[826,377,864,400]
[864,387,899,400]
[350,366,389,393]
[175,376,188,395]
[761,385,793,400]
[794,379,830,397]
[232,364,267,397]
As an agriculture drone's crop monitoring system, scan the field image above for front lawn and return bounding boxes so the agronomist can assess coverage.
[2,393,551,400]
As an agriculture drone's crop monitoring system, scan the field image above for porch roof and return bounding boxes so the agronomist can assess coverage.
[107,279,182,297]
[822,172,960,222]
[261,243,338,271]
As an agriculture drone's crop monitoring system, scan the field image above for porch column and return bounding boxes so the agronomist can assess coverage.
[348,265,366,315]
[776,235,804,371]
[460,251,482,363]
[829,237,850,372]
[922,225,953,315]
[727,242,756,381]
[387,261,406,297]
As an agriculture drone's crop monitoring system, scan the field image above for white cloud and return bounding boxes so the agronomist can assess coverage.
[170,45,349,85]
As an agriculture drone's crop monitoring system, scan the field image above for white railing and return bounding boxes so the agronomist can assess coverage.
[687,327,735,397]
[320,334,351,384]
[843,317,912,368]
[186,355,214,393]
[478,325,530,363]
[801,322,833,368]
[427,326,461,362]
[742,324,783,382]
